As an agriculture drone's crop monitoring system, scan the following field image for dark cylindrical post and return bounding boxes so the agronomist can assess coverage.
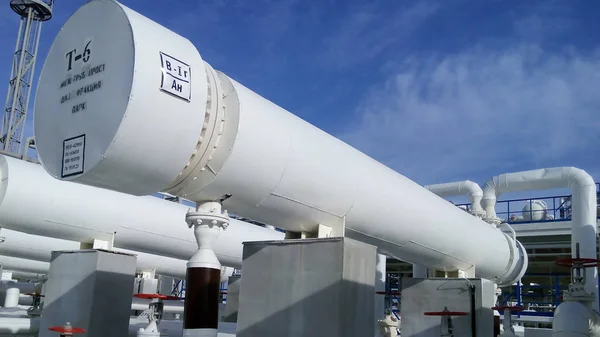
[183,201,229,337]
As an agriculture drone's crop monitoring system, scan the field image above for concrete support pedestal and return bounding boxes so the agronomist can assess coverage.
[39,249,137,337]
[222,275,241,323]
[237,237,376,337]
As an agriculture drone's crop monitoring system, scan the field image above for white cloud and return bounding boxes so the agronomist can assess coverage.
[318,1,440,69]
[338,44,600,184]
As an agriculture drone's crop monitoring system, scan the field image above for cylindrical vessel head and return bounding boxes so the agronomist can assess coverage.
[552,301,591,337]
[34,0,207,195]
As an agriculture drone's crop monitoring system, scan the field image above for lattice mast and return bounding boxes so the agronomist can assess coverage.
[1,0,53,155]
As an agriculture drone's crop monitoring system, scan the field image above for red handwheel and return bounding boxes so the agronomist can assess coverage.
[134,293,180,300]
[48,324,85,337]
[555,258,600,268]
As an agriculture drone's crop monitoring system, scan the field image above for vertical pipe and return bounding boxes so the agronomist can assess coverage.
[4,287,19,308]
[183,201,229,337]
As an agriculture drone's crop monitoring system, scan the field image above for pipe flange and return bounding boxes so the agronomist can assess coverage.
[468,209,486,218]
[484,216,502,226]
[185,210,229,230]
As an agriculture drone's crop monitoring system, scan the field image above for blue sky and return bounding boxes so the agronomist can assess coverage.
[1,0,599,204]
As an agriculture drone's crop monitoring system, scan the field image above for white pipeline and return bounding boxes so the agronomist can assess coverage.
[0,256,47,277]
[0,155,284,269]
[32,1,528,287]
[0,282,37,294]
[424,180,485,218]
[0,228,235,280]
[481,167,598,310]
[0,317,39,336]
[131,297,183,313]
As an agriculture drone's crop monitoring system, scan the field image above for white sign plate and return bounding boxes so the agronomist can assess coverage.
[159,52,191,101]
[62,134,86,178]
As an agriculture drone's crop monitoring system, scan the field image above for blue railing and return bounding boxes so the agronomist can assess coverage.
[457,183,600,225]
[500,273,572,316]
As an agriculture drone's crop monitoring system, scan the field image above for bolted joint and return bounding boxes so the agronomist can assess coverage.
[185,202,230,231]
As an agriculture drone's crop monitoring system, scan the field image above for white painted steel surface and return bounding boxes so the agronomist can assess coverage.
[482,167,598,309]
[33,0,527,286]
[425,180,485,216]
[0,228,230,280]
[0,255,47,276]
[0,155,284,269]
[33,0,207,195]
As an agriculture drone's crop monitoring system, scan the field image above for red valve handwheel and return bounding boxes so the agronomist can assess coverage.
[492,305,524,312]
[424,311,469,316]
[134,293,180,301]
[48,326,86,334]
[375,291,401,296]
[555,258,600,268]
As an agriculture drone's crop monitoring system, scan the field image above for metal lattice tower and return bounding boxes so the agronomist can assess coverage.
[0,0,53,155]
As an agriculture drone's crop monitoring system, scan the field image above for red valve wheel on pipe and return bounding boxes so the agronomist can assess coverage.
[555,258,600,268]
[423,311,469,316]
[48,326,86,335]
[491,305,525,312]
[134,293,180,300]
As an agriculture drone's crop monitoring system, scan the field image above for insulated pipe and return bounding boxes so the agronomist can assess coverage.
[481,167,598,310]
[0,155,284,269]
[0,282,36,295]
[32,0,527,287]
[3,288,19,308]
[131,297,184,314]
[0,256,48,277]
[424,180,485,218]
[0,228,236,280]
[0,317,40,336]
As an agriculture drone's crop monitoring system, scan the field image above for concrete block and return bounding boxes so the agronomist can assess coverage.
[237,237,376,337]
[400,277,495,337]
[39,249,137,337]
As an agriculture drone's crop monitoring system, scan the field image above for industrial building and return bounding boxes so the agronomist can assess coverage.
[0,0,597,337]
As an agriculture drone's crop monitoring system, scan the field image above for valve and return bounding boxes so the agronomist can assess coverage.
[555,243,599,302]
[423,307,468,337]
[48,322,85,337]
[134,294,180,337]
[378,309,399,337]
[491,305,524,337]
[24,292,44,317]
[134,293,180,323]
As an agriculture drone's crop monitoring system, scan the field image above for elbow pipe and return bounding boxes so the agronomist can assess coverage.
[482,167,596,223]
[482,166,597,309]
[425,180,485,218]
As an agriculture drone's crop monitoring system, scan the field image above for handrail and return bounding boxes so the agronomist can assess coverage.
[455,183,600,225]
